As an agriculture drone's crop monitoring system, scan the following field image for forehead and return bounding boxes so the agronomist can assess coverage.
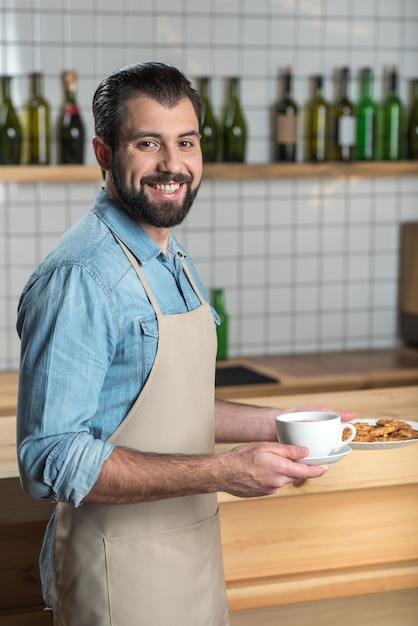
[121,94,199,140]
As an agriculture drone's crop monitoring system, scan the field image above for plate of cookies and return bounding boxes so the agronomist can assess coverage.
[344,418,418,450]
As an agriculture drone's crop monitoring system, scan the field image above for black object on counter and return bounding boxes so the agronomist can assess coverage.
[215,365,279,387]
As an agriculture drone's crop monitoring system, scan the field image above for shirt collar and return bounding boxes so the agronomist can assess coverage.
[92,187,187,265]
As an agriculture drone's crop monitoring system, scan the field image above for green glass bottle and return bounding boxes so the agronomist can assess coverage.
[59,69,85,164]
[306,74,329,162]
[356,68,376,160]
[0,75,22,165]
[407,78,418,159]
[28,72,50,165]
[198,77,218,162]
[211,288,229,360]
[275,67,298,162]
[332,67,356,161]
[222,77,247,162]
[383,67,403,161]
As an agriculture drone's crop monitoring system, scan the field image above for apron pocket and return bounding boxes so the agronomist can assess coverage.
[104,508,229,626]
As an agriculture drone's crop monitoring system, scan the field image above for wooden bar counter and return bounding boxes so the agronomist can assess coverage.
[221,385,418,625]
[0,385,417,624]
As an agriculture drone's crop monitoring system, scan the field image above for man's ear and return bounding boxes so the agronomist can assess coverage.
[92,136,112,172]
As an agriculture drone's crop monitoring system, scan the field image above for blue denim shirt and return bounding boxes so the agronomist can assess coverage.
[16,187,217,606]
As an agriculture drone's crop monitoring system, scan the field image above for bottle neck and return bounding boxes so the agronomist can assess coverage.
[284,72,292,98]
[389,71,398,94]
[314,76,323,97]
[229,78,239,102]
[212,289,225,309]
[340,69,349,99]
[199,78,210,101]
[361,70,372,98]
[1,76,12,101]
[30,73,44,98]
[64,87,77,104]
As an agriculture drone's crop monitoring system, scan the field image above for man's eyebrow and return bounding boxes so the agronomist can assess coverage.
[130,130,201,141]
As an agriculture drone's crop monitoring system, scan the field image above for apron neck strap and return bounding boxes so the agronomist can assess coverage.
[114,235,162,316]
[113,234,207,312]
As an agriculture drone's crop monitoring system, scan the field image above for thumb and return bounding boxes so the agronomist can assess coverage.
[280,443,310,460]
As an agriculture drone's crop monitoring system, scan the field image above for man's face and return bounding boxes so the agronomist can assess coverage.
[109,94,203,228]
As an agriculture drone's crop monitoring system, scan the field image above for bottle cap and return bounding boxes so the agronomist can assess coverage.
[62,70,77,91]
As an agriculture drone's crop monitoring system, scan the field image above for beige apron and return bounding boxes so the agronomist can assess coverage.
[50,238,229,626]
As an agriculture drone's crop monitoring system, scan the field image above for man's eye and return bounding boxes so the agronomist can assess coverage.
[139,140,157,149]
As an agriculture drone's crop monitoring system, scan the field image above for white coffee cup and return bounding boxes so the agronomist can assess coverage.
[275,411,356,459]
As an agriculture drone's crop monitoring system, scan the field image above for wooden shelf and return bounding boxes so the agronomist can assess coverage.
[0,165,103,183]
[205,161,418,180]
[0,161,417,183]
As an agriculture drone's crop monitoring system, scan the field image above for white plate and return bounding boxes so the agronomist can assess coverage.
[296,445,352,466]
[349,419,418,450]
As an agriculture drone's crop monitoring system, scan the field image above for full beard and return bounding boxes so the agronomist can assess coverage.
[110,156,200,228]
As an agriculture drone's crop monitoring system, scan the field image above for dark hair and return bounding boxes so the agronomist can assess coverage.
[92,62,202,151]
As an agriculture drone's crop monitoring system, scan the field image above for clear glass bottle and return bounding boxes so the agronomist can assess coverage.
[275,67,298,162]
[198,77,218,162]
[383,67,403,161]
[0,75,22,165]
[306,74,329,162]
[356,68,376,161]
[407,78,418,160]
[332,67,356,161]
[210,288,229,360]
[28,72,50,165]
[59,69,85,164]
[222,77,247,162]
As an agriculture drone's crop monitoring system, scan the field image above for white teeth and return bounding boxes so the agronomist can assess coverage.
[153,183,180,193]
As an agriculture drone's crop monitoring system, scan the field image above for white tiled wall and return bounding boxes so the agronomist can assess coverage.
[1,0,418,369]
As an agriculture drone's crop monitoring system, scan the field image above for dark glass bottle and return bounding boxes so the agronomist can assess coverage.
[28,72,50,165]
[275,67,298,161]
[222,77,247,162]
[383,67,403,160]
[211,288,229,360]
[306,75,329,162]
[198,77,218,162]
[407,79,418,159]
[59,69,85,164]
[332,67,356,161]
[0,75,22,165]
[356,68,376,161]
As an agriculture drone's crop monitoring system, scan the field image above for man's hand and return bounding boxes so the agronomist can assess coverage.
[216,441,328,498]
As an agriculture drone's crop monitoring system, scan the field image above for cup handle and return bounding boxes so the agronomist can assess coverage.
[334,423,356,450]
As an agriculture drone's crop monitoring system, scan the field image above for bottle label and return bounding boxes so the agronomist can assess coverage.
[337,116,356,146]
[62,103,79,116]
[277,114,297,144]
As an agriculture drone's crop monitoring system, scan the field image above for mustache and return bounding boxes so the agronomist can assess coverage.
[141,173,193,185]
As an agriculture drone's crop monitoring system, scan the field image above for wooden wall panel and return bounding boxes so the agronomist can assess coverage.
[221,484,418,582]
[0,522,45,611]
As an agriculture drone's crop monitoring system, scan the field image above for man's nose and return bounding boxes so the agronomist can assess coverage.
[157,146,181,173]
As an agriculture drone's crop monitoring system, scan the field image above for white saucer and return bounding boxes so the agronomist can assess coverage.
[296,445,352,466]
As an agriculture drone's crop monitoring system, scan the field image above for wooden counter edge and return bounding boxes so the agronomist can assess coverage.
[226,560,418,611]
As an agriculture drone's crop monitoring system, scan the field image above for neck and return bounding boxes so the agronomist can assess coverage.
[139,223,170,253]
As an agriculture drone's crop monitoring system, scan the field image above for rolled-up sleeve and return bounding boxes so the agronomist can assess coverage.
[16,263,117,507]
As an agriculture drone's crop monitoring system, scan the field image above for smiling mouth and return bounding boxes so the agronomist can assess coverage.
[150,182,182,193]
